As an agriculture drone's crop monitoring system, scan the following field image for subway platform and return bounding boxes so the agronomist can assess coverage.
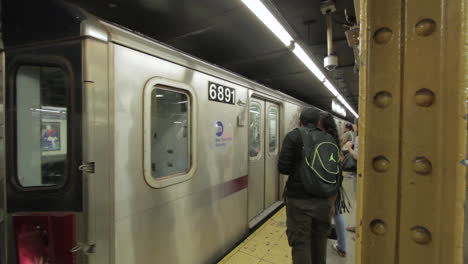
[218,177,357,264]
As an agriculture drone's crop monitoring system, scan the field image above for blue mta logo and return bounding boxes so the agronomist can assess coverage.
[216,121,224,137]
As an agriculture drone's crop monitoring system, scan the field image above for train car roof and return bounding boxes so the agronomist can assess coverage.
[90,18,313,108]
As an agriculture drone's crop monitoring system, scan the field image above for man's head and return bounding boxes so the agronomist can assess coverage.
[299,108,320,127]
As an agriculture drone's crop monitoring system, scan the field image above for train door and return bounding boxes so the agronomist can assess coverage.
[248,97,280,221]
[248,98,265,220]
[0,42,83,263]
[264,102,280,208]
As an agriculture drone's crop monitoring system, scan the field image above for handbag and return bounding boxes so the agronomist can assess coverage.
[342,152,357,172]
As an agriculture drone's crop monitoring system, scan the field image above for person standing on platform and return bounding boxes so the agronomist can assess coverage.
[346,118,359,234]
[340,123,354,150]
[318,112,348,257]
[278,108,342,264]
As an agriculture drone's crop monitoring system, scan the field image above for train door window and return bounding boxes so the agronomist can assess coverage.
[249,102,262,158]
[15,66,68,187]
[267,106,279,154]
[150,87,190,179]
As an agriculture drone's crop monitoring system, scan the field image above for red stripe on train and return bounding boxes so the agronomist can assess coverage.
[223,175,248,197]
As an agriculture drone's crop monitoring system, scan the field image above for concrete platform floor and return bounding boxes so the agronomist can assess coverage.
[218,177,357,264]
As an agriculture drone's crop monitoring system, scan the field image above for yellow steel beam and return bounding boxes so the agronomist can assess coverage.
[356,0,467,263]
[356,0,403,263]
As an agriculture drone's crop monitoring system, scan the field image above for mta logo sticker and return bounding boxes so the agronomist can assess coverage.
[216,121,224,137]
[214,121,232,147]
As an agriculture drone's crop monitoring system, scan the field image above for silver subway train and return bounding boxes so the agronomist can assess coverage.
[0,7,348,264]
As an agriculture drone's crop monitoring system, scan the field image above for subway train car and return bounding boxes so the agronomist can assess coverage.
[0,5,348,264]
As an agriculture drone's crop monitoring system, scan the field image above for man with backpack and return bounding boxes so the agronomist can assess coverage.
[278,108,343,264]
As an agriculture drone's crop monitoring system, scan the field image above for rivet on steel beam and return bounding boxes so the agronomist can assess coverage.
[411,226,432,244]
[413,157,432,175]
[373,28,393,45]
[373,156,390,172]
[415,88,435,107]
[415,19,436,37]
[370,219,387,236]
[374,91,392,108]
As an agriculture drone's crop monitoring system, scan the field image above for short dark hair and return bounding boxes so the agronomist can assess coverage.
[345,123,354,131]
[300,108,319,125]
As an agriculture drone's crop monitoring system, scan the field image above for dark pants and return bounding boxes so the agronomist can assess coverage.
[286,197,331,264]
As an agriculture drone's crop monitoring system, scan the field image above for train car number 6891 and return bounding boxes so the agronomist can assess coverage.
[208,82,235,105]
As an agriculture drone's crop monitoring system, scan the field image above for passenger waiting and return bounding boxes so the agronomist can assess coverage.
[340,123,354,150]
[346,118,359,235]
[278,108,342,264]
[318,112,348,257]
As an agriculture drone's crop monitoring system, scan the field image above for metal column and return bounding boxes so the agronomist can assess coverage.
[356,0,467,263]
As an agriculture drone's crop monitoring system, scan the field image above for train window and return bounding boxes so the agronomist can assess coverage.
[249,102,262,158]
[16,66,68,187]
[268,106,278,153]
[150,88,190,179]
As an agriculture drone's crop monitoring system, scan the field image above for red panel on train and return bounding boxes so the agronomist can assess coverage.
[13,215,75,264]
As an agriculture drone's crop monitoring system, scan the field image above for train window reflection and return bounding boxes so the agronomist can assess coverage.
[151,88,190,179]
[16,66,68,187]
[249,103,262,158]
[268,107,278,153]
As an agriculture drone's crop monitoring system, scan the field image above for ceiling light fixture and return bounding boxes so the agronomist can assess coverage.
[292,44,326,82]
[241,0,359,118]
[241,0,294,46]
[337,94,358,117]
[323,79,340,97]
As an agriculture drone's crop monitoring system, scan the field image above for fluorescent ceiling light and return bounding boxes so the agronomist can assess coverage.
[323,79,340,97]
[29,108,64,114]
[294,46,358,118]
[241,0,293,46]
[337,95,358,118]
[292,44,326,82]
[241,0,359,118]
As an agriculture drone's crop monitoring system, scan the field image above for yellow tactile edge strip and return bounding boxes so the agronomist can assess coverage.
[218,207,291,264]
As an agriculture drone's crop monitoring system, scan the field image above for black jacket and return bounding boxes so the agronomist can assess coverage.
[278,125,322,199]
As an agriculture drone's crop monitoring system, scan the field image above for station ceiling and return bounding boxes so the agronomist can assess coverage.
[7,0,359,117]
